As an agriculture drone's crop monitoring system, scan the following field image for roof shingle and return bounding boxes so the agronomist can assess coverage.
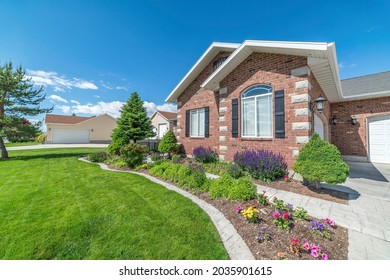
[158,111,177,120]
[341,71,390,98]
[45,114,94,124]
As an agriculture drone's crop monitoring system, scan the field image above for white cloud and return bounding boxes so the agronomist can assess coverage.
[350,63,357,68]
[57,105,71,114]
[54,100,176,119]
[94,95,100,98]
[143,101,177,116]
[48,94,68,103]
[338,62,344,69]
[116,86,128,91]
[27,69,98,92]
[71,101,124,118]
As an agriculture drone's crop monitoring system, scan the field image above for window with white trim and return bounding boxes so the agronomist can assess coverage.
[241,84,273,138]
[190,108,205,137]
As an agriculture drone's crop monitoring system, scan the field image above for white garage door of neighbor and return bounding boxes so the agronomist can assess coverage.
[369,115,390,164]
[314,114,324,139]
[52,129,90,144]
[158,123,168,138]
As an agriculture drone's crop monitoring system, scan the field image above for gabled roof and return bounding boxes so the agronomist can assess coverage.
[166,40,344,103]
[341,71,390,100]
[45,114,94,124]
[165,42,240,103]
[150,110,177,121]
[45,113,116,124]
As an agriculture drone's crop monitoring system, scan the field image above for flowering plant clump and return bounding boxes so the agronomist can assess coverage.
[272,210,290,231]
[302,240,328,260]
[256,227,271,243]
[293,206,309,221]
[235,205,244,213]
[234,149,288,182]
[241,205,260,223]
[193,146,218,163]
[272,197,289,211]
[323,218,336,227]
[289,238,302,255]
[310,220,331,239]
[258,190,269,206]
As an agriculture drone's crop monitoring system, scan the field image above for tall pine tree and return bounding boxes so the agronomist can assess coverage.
[0,62,52,158]
[109,92,155,154]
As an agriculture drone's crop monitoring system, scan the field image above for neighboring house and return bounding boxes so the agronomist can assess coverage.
[150,110,177,139]
[165,40,390,167]
[45,114,117,144]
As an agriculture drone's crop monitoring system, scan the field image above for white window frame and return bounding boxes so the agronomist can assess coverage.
[241,85,273,138]
[190,108,205,137]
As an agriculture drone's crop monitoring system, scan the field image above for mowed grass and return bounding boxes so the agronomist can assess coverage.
[4,141,40,147]
[0,148,228,260]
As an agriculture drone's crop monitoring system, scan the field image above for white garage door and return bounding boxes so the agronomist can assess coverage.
[52,129,90,144]
[314,114,324,139]
[369,115,390,164]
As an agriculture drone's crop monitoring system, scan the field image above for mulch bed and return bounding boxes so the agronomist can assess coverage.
[256,179,349,205]
[196,192,348,260]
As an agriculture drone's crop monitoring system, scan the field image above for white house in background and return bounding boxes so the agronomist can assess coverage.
[150,110,177,139]
[45,114,117,144]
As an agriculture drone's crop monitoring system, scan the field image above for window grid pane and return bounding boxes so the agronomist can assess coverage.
[190,108,206,137]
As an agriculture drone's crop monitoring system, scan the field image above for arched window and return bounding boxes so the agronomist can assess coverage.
[241,84,273,138]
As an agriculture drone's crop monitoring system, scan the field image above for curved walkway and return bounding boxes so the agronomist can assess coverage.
[78,158,255,260]
[8,144,108,150]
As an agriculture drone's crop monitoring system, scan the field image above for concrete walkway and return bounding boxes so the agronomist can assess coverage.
[7,144,109,150]
[78,158,254,260]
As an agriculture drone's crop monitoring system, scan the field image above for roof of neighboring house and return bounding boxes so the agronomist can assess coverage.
[45,114,94,124]
[150,110,177,121]
[341,71,390,100]
[166,40,343,103]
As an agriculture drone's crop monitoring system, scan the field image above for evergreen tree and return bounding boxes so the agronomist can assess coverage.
[158,130,178,158]
[0,62,52,158]
[108,92,154,154]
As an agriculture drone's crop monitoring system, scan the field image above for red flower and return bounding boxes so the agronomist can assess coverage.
[291,238,299,245]
[282,211,289,220]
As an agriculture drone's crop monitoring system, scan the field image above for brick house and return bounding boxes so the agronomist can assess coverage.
[165,40,390,168]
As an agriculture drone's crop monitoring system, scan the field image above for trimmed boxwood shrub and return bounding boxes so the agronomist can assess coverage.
[234,149,287,182]
[120,143,146,168]
[293,133,349,188]
[193,146,218,163]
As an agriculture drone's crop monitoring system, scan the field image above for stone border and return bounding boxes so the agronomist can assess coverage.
[78,158,255,260]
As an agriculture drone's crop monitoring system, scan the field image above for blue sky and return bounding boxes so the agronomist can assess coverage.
[1,0,389,122]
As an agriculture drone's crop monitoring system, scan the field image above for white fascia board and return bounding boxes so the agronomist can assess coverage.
[165,42,240,103]
[326,42,344,101]
[342,90,390,101]
[201,40,331,90]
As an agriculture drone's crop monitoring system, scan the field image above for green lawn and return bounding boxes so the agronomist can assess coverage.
[4,141,40,147]
[0,148,228,260]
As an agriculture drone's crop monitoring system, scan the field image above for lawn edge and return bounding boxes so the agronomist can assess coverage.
[78,158,255,260]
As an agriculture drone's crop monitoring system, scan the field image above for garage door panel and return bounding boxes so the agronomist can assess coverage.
[369,116,390,164]
[52,129,90,144]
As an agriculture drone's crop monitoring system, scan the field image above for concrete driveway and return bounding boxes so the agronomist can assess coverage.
[322,161,390,259]
[7,144,109,151]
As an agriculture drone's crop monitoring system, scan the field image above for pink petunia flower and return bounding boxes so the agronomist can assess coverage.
[311,249,319,258]
[322,253,328,260]
[303,241,310,251]
[282,211,289,220]
[272,212,281,219]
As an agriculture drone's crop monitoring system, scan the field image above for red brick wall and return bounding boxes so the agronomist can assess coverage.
[330,96,390,158]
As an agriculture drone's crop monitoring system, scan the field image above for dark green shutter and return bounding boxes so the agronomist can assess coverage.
[204,107,209,138]
[274,90,285,138]
[185,110,190,137]
[232,98,239,137]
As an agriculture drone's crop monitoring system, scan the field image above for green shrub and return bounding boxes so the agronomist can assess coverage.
[105,156,127,168]
[209,173,256,201]
[172,154,181,163]
[87,151,109,163]
[227,177,257,201]
[227,163,245,179]
[35,133,46,144]
[151,153,161,161]
[108,128,129,155]
[158,130,178,157]
[293,133,349,188]
[120,143,146,168]
[202,161,233,176]
[149,161,172,177]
